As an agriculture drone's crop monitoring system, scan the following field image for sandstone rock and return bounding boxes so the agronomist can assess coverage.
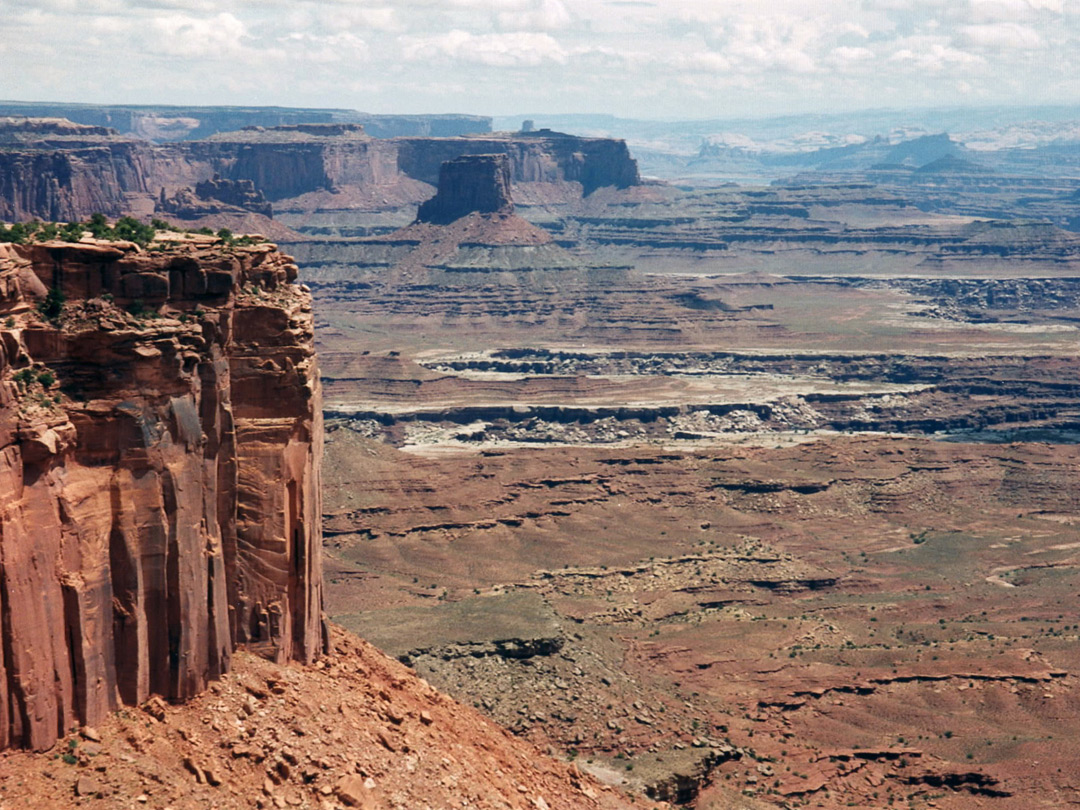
[335,774,376,808]
[142,697,168,722]
[416,154,513,225]
[0,239,325,752]
[0,118,638,222]
[74,774,103,797]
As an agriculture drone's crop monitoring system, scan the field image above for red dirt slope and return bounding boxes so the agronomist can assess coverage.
[0,627,649,810]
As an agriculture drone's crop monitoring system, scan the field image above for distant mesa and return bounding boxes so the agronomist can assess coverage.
[0,116,116,141]
[0,101,492,141]
[882,132,960,168]
[417,154,514,225]
[223,122,370,141]
[0,114,640,223]
[914,154,987,174]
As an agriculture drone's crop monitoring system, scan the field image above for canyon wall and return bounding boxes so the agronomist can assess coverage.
[0,120,155,222]
[394,131,641,195]
[0,120,640,222]
[0,236,323,751]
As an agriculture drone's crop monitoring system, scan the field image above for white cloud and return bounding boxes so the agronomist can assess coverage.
[1,0,1079,118]
[278,31,369,64]
[960,21,1043,48]
[324,7,400,32]
[676,51,732,74]
[966,0,1064,21]
[716,15,822,74]
[828,45,874,67]
[400,29,568,67]
[151,12,248,58]
[497,0,571,32]
[890,38,987,71]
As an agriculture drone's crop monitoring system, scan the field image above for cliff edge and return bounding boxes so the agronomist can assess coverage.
[0,118,640,223]
[0,231,324,751]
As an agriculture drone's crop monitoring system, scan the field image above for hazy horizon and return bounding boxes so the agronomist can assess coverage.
[3,1,1078,120]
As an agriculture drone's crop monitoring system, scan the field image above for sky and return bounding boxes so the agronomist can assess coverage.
[2,0,1078,119]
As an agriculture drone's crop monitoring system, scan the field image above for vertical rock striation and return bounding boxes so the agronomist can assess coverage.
[0,235,324,751]
[416,154,514,224]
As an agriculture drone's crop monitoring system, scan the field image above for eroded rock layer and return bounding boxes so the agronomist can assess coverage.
[417,154,514,224]
[0,236,323,751]
[0,118,640,223]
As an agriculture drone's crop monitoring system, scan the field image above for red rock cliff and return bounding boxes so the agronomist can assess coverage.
[0,235,324,751]
[416,154,514,224]
[0,119,640,221]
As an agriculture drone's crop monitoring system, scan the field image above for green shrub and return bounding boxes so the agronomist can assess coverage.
[61,221,85,242]
[38,287,65,321]
[0,222,29,244]
[87,213,110,239]
[112,216,156,246]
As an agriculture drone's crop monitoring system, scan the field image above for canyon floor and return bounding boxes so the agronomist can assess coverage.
[306,187,1080,809]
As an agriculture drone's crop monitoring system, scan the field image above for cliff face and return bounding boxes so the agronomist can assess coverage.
[0,236,323,751]
[416,154,514,224]
[0,121,153,222]
[395,132,641,196]
[0,120,640,222]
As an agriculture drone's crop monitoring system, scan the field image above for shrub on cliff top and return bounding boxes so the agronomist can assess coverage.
[83,214,156,247]
[87,213,110,239]
[112,216,157,246]
[0,222,29,244]
[1,215,256,249]
[60,221,84,242]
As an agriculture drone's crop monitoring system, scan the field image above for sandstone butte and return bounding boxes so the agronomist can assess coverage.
[0,233,325,752]
[416,153,515,225]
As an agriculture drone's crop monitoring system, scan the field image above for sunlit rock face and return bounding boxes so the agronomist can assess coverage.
[0,236,324,751]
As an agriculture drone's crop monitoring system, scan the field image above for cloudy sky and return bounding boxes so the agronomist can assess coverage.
[2,0,1077,119]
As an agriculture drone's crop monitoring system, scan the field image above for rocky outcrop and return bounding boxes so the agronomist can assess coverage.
[193,176,272,216]
[0,234,323,751]
[417,154,513,224]
[158,176,273,219]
